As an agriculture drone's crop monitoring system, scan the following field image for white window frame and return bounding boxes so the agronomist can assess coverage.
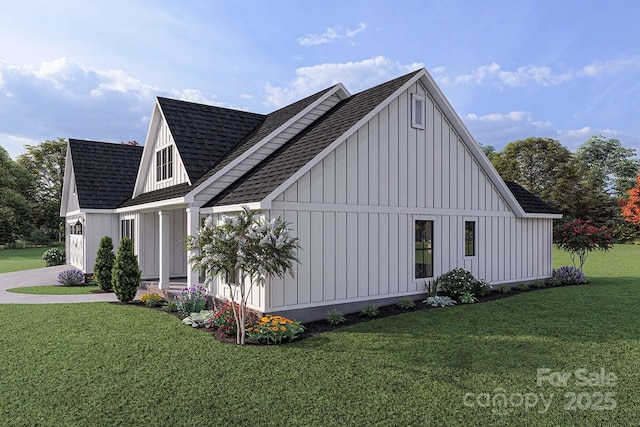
[155,146,174,182]
[120,217,135,242]
[463,217,478,259]
[413,215,436,281]
[411,94,426,129]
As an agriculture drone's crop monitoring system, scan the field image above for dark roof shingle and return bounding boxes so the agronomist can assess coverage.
[158,97,265,182]
[119,183,192,208]
[205,70,421,207]
[69,139,143,209]
[505,181,560,214]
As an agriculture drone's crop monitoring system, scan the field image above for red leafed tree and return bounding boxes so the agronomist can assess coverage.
[554,219,613,271]
[620,174,640,226]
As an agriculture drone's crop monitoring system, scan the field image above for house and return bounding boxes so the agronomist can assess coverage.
[60,68,561,321]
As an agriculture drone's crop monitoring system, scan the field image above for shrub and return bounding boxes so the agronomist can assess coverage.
[111,238,141,303]
[515,282,529,291]
[94,236,116,291]
[553,266,587,285]
[423,296,457,307]
[554,219,612,271]
[438,268,490,297]
[164,300,179,312]
[246,315,305,344]
[359,304,380,317]
[396,297,416,310]
[43,248,65,267]
[424,277,439,297]
[175,285,208,316]
[140,292,163,307]
[547,276,562,287]
[182,310,215,328]
[326,309,346,325]
[497,285,512,294]
[532,280,547,289]
[208,301,258,336]
[459,292,477,304]
[57,268,84,286]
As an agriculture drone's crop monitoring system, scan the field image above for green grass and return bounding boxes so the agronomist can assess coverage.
[5,285,100,295]
[0,246,639,426]
[0,247,53,273]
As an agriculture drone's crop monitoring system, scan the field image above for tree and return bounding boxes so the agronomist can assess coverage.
[620,174,640,227]
[187,207,299,345]
[479,143,497,161]
[94,236,116,291]
[0,146,34,244]
[16,138,67,239]
[112,238,141,303]
[492,137,582,215]
[554,219,613,271]
[575,135,640,197]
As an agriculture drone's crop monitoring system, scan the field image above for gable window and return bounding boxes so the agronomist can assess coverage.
[156,146,173,181]
[415,220,434,279]
[412,94,425,129]
[465,220,476,257]
[121,219,134,241]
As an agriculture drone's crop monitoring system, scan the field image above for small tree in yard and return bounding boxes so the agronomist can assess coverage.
[554,219,613,271]
[620,174,640,227]
[187,207,299,345]
[112,237,141,303]
[94,236,116,291]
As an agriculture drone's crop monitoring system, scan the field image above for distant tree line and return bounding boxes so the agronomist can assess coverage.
[482,135,640,242]
[0,138,66,246]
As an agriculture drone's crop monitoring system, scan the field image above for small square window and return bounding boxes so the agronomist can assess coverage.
[412,94,425,129]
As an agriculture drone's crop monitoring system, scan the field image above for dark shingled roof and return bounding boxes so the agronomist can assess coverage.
[69,139,143,209]
[157,97,265,182]
[505,181,560,214]
[192,86,337,187]
[205,70,422,207]
[119,183,192,208]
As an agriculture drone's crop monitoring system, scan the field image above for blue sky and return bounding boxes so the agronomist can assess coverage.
[2,0,640,158]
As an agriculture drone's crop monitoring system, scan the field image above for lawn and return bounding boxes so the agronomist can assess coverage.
[0,247,54,274]
[0,247,639,426]
[5,284,100,295]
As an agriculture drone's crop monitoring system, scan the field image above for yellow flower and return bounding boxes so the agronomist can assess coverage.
[272,327,279,331]
[260,317,269,322]
[280,326,286,331]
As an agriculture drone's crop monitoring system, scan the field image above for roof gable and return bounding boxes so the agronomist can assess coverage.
[157,97,265,182]
[68,139,143,209]
[205,70,422,207]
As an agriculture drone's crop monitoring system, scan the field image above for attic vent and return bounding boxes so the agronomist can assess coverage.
[412,94,425,129]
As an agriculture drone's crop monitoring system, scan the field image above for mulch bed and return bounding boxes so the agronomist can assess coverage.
[111,282,573,345]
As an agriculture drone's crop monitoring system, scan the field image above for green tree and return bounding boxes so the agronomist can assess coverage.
[94,236,116,291]
[575,135,640,197]
[492,137,582,215]
[187,207,299,345]
[0,146,34,244]
[479,143,497,161]
[112,238,140,303]
[16,138,67,239]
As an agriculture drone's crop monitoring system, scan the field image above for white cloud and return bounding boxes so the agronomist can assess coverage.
[498,66,573,87]
[555,127,633,151]
[466,110,550,127]
[0,133,39,159]
[556,126,592,139]
[264,56,423,107]
[454,63,500,85]
[580,56,640,77]
[463,110,552,148]
[297,22,367,47]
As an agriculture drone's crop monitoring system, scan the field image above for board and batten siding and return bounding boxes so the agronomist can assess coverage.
[266,82,554,313]
[193,93,344,206]
[141,118,190,193]
[82,213,120,274]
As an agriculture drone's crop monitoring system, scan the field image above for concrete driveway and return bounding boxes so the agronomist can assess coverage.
[0,265,120,304]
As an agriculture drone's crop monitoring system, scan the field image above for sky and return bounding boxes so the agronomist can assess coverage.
[1,0,640,159]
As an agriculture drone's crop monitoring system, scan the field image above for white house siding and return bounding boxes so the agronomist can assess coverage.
[141,118,189,193]
[66,213,84,271]
[265,83,553,314]
[83,213,120,274]
[193,93,344,206]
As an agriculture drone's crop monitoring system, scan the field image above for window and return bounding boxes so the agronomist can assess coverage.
[412,94,425,129]
[415,220,434,279]
[156,146,173,181]
[465,221,476,257]
[121,219,134,241]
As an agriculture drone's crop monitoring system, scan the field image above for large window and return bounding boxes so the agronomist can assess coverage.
[415,220,433,279]
[465,221,476,257]
[156,146,173,181]
[121,219,134,241]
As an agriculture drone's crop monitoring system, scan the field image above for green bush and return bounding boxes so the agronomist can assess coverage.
[111,238,140,303]
[359,304,379,317]
[459,292,477,304]
[94,236,116,291]
[439,268,490,297]
[326,309,346,325]
[140,292,163,307]
[43,247,65,267]
[497,285,512,294]
[396,297,416,310]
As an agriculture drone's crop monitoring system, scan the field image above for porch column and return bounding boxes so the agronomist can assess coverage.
[186,207,200,288]
[158,210,171,289]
